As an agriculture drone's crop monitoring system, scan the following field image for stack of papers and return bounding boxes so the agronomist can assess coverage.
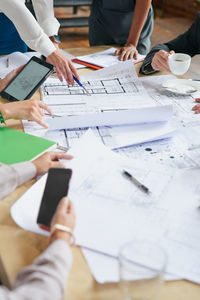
[11,131,200,284]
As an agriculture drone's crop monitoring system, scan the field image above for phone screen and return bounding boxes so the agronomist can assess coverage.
[37,168,72,229]
[3,58,52,100]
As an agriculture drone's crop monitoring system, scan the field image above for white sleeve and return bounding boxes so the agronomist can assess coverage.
[0,0,56,57]
[31,0,60,37]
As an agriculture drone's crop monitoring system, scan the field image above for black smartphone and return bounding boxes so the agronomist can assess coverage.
[37,168,72,231]
[0,56,54,102]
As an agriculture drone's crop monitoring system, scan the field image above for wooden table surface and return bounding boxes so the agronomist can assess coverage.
[0,47,200,300]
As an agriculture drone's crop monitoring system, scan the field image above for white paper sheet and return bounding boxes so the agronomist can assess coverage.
[46,105,173,130]
[23,120,175,150]
[75,47,145,68]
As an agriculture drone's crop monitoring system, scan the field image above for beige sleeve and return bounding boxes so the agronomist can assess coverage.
[0,162,36,199]
[0,240,72,299]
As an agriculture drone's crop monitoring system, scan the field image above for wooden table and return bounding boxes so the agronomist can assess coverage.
[0,47,200,300]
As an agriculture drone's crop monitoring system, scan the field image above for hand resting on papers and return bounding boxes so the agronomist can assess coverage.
[114,43,139,61]
[32,152,73,176]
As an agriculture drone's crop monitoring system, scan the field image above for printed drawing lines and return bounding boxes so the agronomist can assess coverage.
[43,78,139,96]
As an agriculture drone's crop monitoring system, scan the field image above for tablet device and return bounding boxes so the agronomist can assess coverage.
[0,56,54,102]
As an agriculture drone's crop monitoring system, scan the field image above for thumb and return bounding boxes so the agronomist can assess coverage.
[169,50,175,55]
[15,64,25,74]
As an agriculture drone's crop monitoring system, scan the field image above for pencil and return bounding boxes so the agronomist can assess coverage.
[7,57,10,68]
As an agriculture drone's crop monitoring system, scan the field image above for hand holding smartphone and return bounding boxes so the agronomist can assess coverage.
[37,168,72,231]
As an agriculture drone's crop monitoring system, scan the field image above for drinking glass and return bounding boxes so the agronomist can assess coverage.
[119,240,167,300]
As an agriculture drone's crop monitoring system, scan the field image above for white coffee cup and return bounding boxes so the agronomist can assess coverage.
[168,53,191,75]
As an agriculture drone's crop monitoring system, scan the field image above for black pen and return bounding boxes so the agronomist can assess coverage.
[123,170,150,195]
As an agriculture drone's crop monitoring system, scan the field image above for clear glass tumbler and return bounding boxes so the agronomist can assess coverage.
[119,240,167,300]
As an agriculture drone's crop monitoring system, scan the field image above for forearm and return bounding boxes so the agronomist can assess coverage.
[0,103,19,121]
[0,162,36,199]
[31,0,60,37]
[0,0,56,57]
[0,78,6,92]
[127,0,152,46]
[10,240,72,300]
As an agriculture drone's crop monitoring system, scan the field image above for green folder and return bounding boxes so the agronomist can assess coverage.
[0,127,56,165]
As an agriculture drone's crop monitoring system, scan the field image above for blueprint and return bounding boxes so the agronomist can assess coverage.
[41,61,172,129]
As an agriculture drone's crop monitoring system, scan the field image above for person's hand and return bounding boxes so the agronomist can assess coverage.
[32,152,73,176]
[46,49,80,85]
[114,43,138,61]
[192,98,200,113]
[1,100,52,128]
[0,65,24,92]
[152,50,174,72]
[50,197,76,244]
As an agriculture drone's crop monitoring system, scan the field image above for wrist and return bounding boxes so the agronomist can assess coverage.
[52,42,59,50]
[50,224,75,245]
[126,40,137,47]
[49,35,61,45]
[50,229,71,244]
[0,78,6,92]
[48,48,59,58]
[32,161,42,176]
[0,104,9,121]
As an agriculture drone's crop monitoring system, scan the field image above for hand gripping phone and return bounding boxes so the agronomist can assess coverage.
[37,168,72,231]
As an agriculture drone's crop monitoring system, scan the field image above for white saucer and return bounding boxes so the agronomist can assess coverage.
[162,79,200,95]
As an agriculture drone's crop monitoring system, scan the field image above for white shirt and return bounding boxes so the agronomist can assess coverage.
[0,0,60,57]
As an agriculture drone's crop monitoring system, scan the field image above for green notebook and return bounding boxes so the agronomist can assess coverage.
[0,127,56,165]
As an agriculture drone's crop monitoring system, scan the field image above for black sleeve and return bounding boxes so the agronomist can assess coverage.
[140,13,200,75]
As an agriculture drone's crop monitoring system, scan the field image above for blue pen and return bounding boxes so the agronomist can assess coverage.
[73,75,91,96]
